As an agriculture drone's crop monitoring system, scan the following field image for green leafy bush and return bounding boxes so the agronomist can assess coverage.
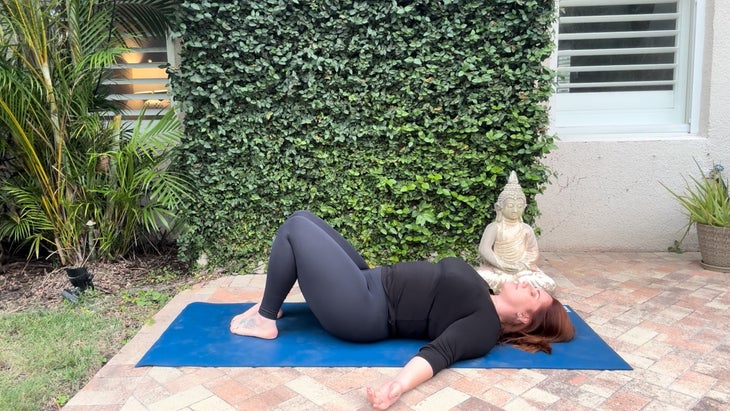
[171,0,557,266]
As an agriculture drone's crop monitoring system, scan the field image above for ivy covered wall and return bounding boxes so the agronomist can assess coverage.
[170,0,557,267]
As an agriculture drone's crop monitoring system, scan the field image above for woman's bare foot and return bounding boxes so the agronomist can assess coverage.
[229,312,278,339]
[229,303,283,339]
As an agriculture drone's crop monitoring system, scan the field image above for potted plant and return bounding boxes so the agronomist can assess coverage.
[663,162,730,272]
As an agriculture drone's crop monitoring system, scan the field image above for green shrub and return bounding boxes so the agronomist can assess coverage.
[171,0,557,266]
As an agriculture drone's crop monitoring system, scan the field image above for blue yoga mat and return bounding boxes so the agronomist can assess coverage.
[136,302,632,370]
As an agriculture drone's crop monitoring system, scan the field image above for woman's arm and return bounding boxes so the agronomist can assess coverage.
[366,356,433,410]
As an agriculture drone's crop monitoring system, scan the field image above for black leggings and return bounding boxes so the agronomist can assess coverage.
[258,210,389,342]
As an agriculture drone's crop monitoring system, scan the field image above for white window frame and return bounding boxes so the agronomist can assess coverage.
[550,0,706,138]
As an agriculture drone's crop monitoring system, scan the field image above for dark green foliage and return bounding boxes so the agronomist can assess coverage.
[171,0,557,267]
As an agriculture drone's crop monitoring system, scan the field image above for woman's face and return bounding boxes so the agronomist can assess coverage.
[500,281,553,320]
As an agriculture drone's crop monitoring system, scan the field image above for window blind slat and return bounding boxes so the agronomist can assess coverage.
[558,46,677,57]
[558,80,676,88]
[103,79,168,85]
[560,0,677,6]
[559,30,678,40]
[101,109,170,118]
[560,13,678,24]
[121,47,167,54]
[557,63,676,72]
[110,62,166,69]
[107,93,170,101]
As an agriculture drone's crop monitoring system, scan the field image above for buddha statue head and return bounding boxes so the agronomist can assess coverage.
[494,171,527,222]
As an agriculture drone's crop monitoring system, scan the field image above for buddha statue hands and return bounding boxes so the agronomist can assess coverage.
[476,171,556,294]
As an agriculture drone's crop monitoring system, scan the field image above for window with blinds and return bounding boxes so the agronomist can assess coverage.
[105,36,174,119]
[553,0,697,133]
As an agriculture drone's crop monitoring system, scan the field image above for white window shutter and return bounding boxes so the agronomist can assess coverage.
[554,0,694,133]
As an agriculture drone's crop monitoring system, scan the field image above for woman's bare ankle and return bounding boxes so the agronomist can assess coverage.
[240,303,283,319]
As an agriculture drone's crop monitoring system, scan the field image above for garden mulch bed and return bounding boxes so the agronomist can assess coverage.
[0,251,219,313]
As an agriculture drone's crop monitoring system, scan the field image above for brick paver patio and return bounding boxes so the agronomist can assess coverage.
[63,251,730,410]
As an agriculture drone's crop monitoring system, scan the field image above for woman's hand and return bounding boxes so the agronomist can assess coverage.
[366,380,403,410]
[366,356,433,409]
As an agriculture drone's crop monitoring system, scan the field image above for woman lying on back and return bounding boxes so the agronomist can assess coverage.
[230,210,575,410]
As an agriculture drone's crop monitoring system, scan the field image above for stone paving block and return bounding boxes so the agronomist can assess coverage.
[190,395,238,410]
[127,375,171,405]
[148,366,184,384]
[572,388,607,409]
[649,354,694,375]
[548,398,596,411]
[205,375,256,404]
[271,395,321,410]
[669,370,718,398]
[641,400,689,411]
[503,396,542,411]
[147,385,215,410]
[521,387,560,407]
[412,387,470,411]
[64,387,129,407]
[602,390,651,411]
[492,369,541,396]
[323,367,384,393]
[450,374,492,397]
[321,390,370,411]
[120,396,148,411]
[479,386,513,407]
[285,375,341,406]
[618,325,659,345]
[454,396,503,411]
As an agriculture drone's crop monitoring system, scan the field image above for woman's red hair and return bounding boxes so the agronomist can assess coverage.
[499,297,575,353]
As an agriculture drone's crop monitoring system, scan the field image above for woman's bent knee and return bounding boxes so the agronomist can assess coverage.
[290,210,315,220]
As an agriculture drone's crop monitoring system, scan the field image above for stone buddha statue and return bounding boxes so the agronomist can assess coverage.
[476,171,556,293]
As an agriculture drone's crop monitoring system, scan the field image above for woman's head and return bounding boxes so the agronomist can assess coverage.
[495,281,552,330]
[494,282,575,353]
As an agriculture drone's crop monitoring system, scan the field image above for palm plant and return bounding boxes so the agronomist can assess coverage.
[0,0,184,266]
[91,110,190,259]
[111,0,178,39]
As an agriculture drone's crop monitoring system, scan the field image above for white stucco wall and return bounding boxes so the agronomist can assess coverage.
[536,0,729,252]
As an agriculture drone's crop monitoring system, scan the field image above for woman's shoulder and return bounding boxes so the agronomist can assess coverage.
[436,257,491,292]
[437,256,478,272]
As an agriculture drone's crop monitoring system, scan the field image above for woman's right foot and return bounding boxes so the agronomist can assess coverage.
[229,312,278,339]
[228,303,282,339]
